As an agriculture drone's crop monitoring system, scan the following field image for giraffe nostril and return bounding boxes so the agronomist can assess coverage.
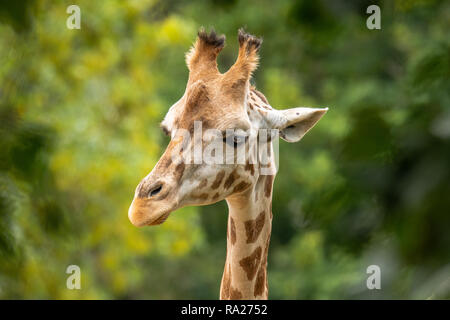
[149,185,163,197]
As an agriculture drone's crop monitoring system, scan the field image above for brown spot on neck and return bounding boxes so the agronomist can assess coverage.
[229,287,243,300]
[232,181,251,194]
[245,161,255,175]
[244,211,266,243]
[239,246,262,281]
[220,264,231,299]
[264,175,274,198]
[254,266,266,298]
[211,170,226,189]
[255,234,271,298]
[229,217,236,245]
[224,170,240,190]
[221,263,243,300]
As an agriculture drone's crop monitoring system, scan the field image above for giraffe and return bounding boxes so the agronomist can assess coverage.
[128,29,327,299]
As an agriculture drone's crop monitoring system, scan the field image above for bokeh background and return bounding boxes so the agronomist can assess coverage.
[0,0,449,299]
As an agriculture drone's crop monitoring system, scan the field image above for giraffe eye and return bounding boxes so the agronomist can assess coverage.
[223,134,248,148]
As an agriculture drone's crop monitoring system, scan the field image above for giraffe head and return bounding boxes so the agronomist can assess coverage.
[128,29,327,227]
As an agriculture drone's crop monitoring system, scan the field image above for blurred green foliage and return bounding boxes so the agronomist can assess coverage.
[0,0,449,299]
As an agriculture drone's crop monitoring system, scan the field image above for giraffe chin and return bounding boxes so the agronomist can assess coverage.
[144,211,171,226]
[128,198,172,227]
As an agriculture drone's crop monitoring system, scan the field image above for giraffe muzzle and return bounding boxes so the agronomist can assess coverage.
[128,179,178,227]
[128,196,173,227]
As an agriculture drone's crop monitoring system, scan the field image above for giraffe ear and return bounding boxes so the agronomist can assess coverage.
[277,107,328,142]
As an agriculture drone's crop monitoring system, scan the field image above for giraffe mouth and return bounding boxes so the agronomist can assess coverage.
[146,211,170,226]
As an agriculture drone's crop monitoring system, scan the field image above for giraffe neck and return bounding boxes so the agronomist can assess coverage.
[220,174,274,299]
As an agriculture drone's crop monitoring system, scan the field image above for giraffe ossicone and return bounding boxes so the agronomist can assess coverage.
[128,28,328,299]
